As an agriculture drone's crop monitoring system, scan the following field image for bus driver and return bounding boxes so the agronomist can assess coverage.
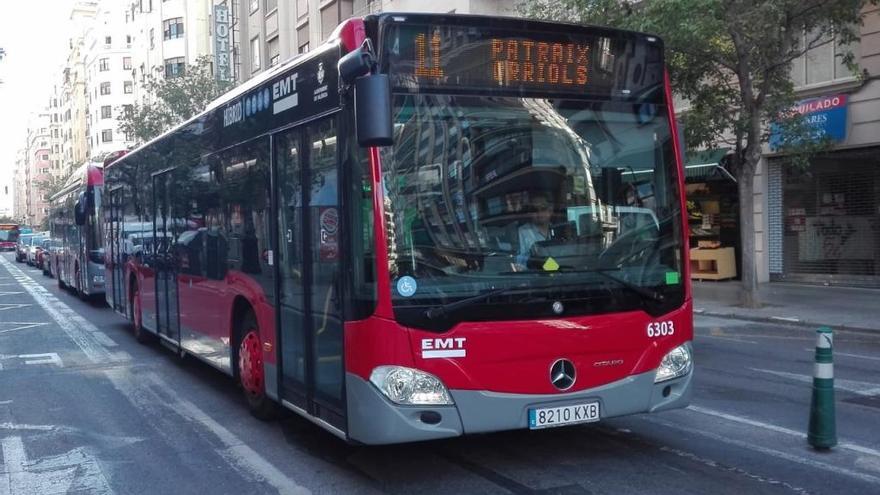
[516,192,554,268]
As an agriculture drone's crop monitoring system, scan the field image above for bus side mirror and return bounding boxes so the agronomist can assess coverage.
[354,74,393,147]
[338,39,393,147]
[74,192,87,226]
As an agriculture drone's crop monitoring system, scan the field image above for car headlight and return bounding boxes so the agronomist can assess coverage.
[655,343,692,383]
[369,366,454,405]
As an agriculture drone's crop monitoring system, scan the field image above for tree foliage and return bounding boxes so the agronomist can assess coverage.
[518,0,875,306]
[118,56,234,144]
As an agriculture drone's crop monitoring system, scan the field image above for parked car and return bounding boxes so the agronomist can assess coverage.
[15,233,34,262]
[26,233,47,266]
[42,239,62,277]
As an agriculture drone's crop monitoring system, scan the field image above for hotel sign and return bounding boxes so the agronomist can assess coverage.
[214,4,232,82]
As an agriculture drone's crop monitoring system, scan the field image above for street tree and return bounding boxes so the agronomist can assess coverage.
[519,0,875,307]
[118,55,234,144]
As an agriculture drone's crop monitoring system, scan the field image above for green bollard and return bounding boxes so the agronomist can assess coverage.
[808,327,837,450]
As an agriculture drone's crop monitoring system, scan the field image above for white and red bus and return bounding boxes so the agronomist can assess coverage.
[0,223,20,251]
[50,159,110,297]
[104,13,692,444]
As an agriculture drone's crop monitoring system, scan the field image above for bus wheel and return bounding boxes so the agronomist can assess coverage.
[130,284,153,344]
[237,313,276,420]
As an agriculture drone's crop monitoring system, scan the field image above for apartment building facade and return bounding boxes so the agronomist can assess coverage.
[230,0,513,84]
[84,1,137,159]
[126,0,213,103]
[730,5,880,288]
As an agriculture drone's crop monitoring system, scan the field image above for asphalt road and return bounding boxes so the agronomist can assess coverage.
[1,251,879,495]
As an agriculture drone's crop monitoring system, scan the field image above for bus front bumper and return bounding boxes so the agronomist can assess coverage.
[346,368,692,445]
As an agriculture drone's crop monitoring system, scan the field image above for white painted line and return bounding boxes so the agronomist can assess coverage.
[0,303,32,311]
[0,323,50,335]
[0,423,56,431]
[0,435,113,495]
[770,316,800,322]
[688,405,880,458]
[91,332,118,348]
[645,416,880,485]
[0,257,120,365]
[0,291,24,296]
[0,400,11,405]
[19,353,63,368]
[699,335,759,344]
[750,367,880,396]
[804,348,880,362]
[106,369,310,495]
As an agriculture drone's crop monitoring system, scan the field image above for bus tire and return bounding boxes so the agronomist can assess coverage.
[130,282,154,344]
[236,311,276,420]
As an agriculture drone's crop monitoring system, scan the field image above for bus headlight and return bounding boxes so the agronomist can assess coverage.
[655,344,692,383]
[369,366,454,405]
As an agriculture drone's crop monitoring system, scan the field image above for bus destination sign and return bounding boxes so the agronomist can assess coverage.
[383,22,663,99]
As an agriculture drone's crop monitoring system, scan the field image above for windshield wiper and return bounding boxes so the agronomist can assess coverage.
[424,283,528,320]
[500,268,664,303]
[423,280,592,320]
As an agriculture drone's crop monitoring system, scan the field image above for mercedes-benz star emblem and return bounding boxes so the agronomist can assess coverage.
[552,301,564,314]
[550,359,576,391]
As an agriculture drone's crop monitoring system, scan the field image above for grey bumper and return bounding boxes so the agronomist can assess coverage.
[346,367,692,445]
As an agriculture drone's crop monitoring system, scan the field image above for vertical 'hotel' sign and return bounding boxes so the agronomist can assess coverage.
[214,3,232,81]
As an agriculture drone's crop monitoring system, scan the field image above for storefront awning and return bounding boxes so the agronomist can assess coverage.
[685,148,735,182]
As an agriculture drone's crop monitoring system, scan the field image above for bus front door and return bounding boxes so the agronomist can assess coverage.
[152,170,181,347]
[275,117,346,434]
[107,186,124,313]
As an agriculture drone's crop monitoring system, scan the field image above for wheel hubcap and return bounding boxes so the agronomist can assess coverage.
[239,330,264,397]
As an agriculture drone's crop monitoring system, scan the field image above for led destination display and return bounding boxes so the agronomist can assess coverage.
[383,20,664,99]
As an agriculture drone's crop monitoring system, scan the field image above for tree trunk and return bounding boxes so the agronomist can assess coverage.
[738,164,760,308]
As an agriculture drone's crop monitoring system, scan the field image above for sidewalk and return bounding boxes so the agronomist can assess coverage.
[692,281,880,332]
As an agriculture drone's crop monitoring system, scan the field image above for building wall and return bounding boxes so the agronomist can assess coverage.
[233,0,513,84]
[760,4,880,284]
[84,0,136,159]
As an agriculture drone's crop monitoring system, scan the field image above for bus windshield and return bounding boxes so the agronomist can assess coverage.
[381,94,684,327]
[0,229,19,243]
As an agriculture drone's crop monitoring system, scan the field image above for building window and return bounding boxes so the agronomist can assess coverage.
[102,130,113,142]
[250,0,259,13]
[790,29,859,87]
[164,57,185,77]
[297,23,309,53]
[297,0,308,19]
[268,37,280,66]
[124,81,133,94]
[101,106,112,119]
[99,58,109,71]
[265,0,277,12]
[126,35,132,45]
[250,37,260,72]
[163,18,184,40]
[104,36,112,46]
[100,82,111,95]
[150,28,155,49]
[123,57,132,70]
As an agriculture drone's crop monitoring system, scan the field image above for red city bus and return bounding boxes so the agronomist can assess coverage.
[104,13,692,444]
[50,160,107,297]
[0,224,20,251]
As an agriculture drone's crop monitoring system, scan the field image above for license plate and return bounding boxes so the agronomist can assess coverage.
[529,402,600,429]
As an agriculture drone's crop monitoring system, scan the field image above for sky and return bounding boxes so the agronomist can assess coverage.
[0,0,75,215]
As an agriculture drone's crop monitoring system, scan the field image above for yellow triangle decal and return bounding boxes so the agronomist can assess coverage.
[543,257,559,271]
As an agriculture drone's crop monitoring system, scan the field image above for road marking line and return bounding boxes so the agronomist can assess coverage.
[0,257,120,365]
[0,291,24,296]
[645,416,880,485]
[803,348,880,362]
[106,369,310,495]
[0,304,31,312]
[0,323,50,335]
[0,401,10,405]
[750,367,880,396]
[18,353,63,368]
[699,335,759,344]
[688,405,880,458]
[770,316,800,322]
